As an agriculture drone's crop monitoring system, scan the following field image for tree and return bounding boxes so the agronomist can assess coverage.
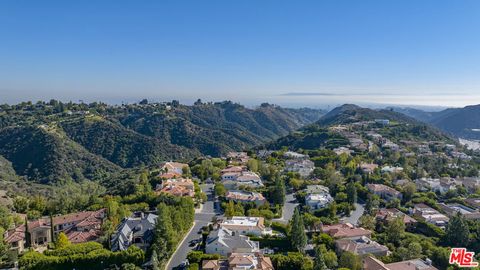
[444,213,470,246]
[396,242,423,261]
[0,228,8,264]
[290,208,307,252]
[247,159,259,172]
[271,177,286,205]
[346,181,357,205]
[24,217,31,249]
[313,246,327,270]
[50,215,54,244]
[13,196,29,213]
[365,194,379,215]
[338,251,361,270]
[358,215,376,231]
[55,232,71,249]
[0,205,13,230]
[151,250,160,270]
[214,183,226,197]
[386,216,405,245]
[224,201,236,218]
[402,182,416,202]
[316,245,338,269]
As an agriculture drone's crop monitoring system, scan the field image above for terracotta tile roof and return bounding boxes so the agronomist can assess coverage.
[5,226,25,243]
[53,209,106,226]
[5,209,105,244]
[221,166,245,174]
[67,229,101,244]
[202,260,224,270]
[322,223,372,238]
[156,178,195,197]
[158,185,194,197]
[375,208,417,225]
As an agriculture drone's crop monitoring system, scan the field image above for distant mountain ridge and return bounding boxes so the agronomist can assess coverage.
[391,104,480,140]
[0,100,324,183]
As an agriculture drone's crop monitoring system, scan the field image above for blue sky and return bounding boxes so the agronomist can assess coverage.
[1,1,480,107]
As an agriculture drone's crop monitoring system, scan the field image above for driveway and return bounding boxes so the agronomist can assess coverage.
[272,193,298,224]
[166,183,218,269]
[342,202,365,225]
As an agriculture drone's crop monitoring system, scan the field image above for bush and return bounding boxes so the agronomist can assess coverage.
[186,251,221,265]
[188,263,199,270]
[415,220,445,238]
[44,242,104,257]
[19,245,144,270]
[269,252,313,270]
[271,222,288,235]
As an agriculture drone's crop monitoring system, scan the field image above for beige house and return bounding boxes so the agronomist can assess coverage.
[336,236,389,257]
[4,209,106,253]
[366,184,402,201]
[321,223,372,239]
[156,178,195,197]
[202,253,274,270]
[161,162,189,175]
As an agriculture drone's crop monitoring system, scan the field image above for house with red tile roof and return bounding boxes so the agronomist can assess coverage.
[4,208,106,253]
[375,208,417,229]
[202,252,274,270]
[156,178,195,197]
[366,184,402,201]
[321,223,372,239]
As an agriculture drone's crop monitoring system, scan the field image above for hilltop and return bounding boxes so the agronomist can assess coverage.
[267,104,454,151]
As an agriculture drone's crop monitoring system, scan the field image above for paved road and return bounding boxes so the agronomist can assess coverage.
[272,193,298,224]
[166,184,218,270]
[342,202,365,225]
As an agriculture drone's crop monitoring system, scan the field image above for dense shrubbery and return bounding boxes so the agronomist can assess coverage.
[269,252,313,270]
[186,251,221,265]
[19,244,144,270]
[150,196,195,269]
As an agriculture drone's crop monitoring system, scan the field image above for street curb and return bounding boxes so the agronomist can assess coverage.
[164,220,197,270]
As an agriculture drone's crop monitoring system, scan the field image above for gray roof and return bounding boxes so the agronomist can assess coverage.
[111,213,158,251]
[206,227,258,250]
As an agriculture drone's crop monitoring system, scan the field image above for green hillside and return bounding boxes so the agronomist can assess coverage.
[0,100,324,184]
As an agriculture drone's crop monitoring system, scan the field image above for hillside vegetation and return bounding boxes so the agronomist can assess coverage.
[0,100,324,184]
[267,104,453,151]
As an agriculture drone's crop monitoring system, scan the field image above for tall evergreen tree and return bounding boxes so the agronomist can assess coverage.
[386,216,405,245]
[444,213,470,246]
[290,207,307,252]
[24,217,31,248]
[271,177,286,205]
[49,215,54,243]
[314,246,327,270]
[346,181,357,205]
